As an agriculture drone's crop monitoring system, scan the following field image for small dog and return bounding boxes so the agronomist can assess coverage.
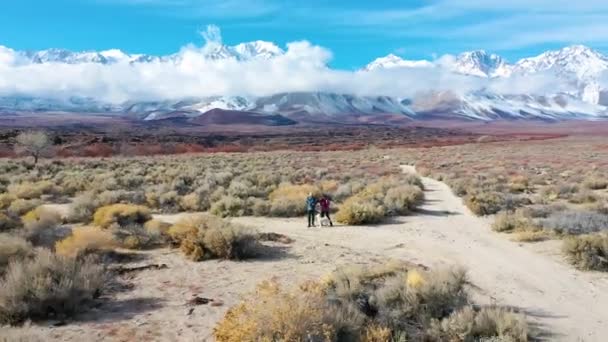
[316,212,331,227]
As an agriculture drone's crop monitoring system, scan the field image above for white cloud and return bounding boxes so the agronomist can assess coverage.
[0,26,602,103]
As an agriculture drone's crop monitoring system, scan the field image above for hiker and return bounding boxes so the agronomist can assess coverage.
[306,192,317,227]
[319,194,333,227]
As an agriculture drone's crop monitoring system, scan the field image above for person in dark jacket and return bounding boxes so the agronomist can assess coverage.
[306,192,317,227]
[319,195,333,226]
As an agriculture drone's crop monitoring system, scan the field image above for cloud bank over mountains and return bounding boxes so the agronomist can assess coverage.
[0,26,606,105]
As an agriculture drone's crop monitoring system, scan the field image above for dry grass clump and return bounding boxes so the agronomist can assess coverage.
[92,204,152,229]
[0,234,34,273]
[336,177,424,225]
[562,234,608,271]
[0,248,106,325]
[55,227,118,258]
[168,214,259,261]
[215,263,529,341]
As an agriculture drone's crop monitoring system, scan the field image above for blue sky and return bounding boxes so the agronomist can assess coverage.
[2,0,608,69]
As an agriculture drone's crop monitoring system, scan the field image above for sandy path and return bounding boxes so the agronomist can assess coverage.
[394,165,608,341]
[13,166,608,341]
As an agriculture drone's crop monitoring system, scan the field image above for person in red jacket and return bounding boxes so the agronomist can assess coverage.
[318,195,333,227]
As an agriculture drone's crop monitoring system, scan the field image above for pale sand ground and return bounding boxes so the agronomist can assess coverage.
[9,165,608,341]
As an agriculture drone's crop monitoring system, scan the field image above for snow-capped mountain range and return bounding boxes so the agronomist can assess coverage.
[2,43,608,123]
[11,40,284,65]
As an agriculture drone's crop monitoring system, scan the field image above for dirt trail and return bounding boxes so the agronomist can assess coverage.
[24,165,608,341]
[393,166,608,341]
[151,165,608,341]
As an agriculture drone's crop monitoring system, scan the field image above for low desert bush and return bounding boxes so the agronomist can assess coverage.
[427,306,528,341]
[169,214,259,261]
[0,234,34,273]
[583,176,608,190]
[540,183,579,201]
[492,211,539,234]
[569,190,599,205]
[215,263,529,341]
[210,195,248,217]
[541,211,608,235]
[249,197,271,216]
[336,197,385,225]
[0,193,16,210]
[113,224,162,250]
[7,199,41,217]
[179,192,209,212]
[268,183,320,217]
[0,212,20,232]
[92,204,151,229]
[512,230,549,243]
[336,177,424,225]
[7,181,58,200]
[0,248,106,324]
[214,279,337,342]
[508,175,530,194]
[55,227,118,258]
[67,192,98,223]
[383,185,424,215]
[465,192,505,216]
[21,207,61,246]
[562,234,608,271]
[144,219,171,236]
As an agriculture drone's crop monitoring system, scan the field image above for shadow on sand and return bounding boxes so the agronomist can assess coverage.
[413,208,461,217]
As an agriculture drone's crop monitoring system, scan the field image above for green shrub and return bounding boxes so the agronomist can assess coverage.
[0,248,106,325]
[563,234,608,271]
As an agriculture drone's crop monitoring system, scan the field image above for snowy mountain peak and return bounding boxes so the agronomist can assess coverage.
[233,41,284,60]
[453,50,511,77]
[20,48,156,65]
[364,53,433,71]
[513,45,608,79]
